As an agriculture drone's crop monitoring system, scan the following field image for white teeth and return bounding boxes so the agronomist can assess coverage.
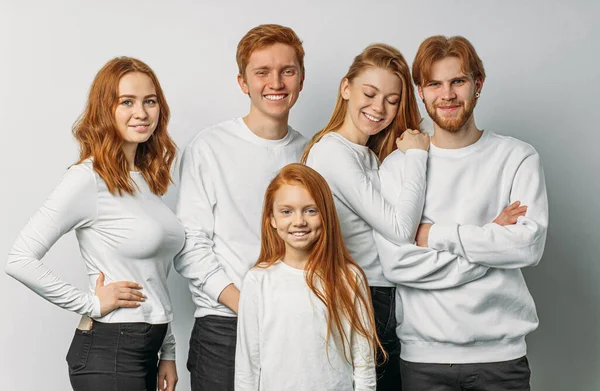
[265,95,286,101]
[291,232,308,237]
[363,113,382,122]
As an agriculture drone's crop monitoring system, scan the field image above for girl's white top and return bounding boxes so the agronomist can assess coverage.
[235,261,376,391]
[6,159,185,359]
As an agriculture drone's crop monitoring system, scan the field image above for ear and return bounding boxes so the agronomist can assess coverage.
[417,85,424,101]
[298,72,305,92]
[237,73,249,95]
[340,78,351,100]
[474,77,484,94]
[270,215,277,229]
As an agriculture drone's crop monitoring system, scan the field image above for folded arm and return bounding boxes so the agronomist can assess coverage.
[427,153,549,268]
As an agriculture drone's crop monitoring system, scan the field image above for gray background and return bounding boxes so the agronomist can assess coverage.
[1,0,598,390]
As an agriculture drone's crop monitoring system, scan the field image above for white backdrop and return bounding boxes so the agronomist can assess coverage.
[1,1,598,390]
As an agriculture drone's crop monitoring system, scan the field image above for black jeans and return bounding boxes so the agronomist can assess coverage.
[400,356,531,391]
[188,315,237,391]
[66,321,167,390]
[371,286,402,391]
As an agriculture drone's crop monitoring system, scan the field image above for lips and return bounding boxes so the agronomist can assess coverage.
[289,231,310,237]
[129,124,150,132]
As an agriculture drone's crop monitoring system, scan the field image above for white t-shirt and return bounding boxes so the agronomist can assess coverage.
[175,118,307,318]
[306,132,428,287]
[6,159,184,359]
[375,130,549,363]
[235,261,376,391]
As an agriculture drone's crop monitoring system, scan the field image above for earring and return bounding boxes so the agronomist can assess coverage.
[475,91,481,98]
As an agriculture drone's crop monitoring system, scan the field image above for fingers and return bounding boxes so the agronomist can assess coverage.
[95,272,105,289]
[158,372,166,391]
[116,299,142,308]
[118,281,143,289]
[118,288,146,302]
[504,200,522,211]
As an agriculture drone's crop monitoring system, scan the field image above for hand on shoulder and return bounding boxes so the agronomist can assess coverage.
[396,129,430,152]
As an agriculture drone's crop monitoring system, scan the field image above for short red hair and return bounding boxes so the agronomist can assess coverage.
[236,24,305,78]
[412,35,486,86]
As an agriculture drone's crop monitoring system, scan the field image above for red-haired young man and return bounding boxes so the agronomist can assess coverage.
[374,35,548,391]
[174,24,307,391]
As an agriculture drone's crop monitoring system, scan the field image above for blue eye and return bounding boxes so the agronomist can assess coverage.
[120,100,133,106]
[145,99,157,105]
[453,79,465,85]
[305,208,318,215]
[281,209,291,215]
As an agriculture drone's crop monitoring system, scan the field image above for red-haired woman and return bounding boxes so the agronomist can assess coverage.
[6,57,182,391]
[302,44,429,390]
[235,163,381,390]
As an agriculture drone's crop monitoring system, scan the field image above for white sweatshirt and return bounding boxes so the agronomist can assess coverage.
[235,261,376,391]
[374,130,549,364]
[175,118,307,318]
[6,159,184,360]
[305,132,428,287]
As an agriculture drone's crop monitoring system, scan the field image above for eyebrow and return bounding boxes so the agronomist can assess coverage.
[118,94,158,99]
[252,64,299,71]
[362,84,400,96]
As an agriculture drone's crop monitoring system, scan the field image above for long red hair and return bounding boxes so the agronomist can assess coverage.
[301,43,421,163]
[73,57,176,195]
[257,163,384,362]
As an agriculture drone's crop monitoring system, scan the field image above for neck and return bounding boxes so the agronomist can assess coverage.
[336,115,369,146]
[243,109,289,140]
[431,116,482,149]
[122,142,138,171]
[282,247,310,270]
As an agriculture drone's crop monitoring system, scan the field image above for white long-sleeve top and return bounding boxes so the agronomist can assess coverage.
[374,130,549,364]
[6,159,185,360]
[305,132,428,287]
[235,261,376,391]
[175,118,307,318]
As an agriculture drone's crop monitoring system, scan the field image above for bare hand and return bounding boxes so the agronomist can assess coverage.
[493,201,528,226]
[416,223,432,247]
[218,283,240,314]
[396,129,430,152]
[94,272,146,317]
[158,360,178,391]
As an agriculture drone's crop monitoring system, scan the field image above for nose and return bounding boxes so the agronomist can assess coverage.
[134,102,149,119]
[371,97,385,114]
[441,83,456,100]
[292,212,307,227]
[269,73,284,90]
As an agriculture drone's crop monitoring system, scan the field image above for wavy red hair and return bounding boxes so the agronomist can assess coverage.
[302,43,421,163]
[257,163,384,363]
[73,57,176,195]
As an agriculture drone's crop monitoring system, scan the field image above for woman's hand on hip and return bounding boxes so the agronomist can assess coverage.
[94,272,146,317]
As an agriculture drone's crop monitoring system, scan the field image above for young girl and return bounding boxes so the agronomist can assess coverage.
[302,44,429,389]
[6,57,182,391]
[235,163,380,391]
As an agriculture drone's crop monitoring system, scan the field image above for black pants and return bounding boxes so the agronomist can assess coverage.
[400,356,531,391]
[371,286,402,391]
[66,321,168,390]
[188,315,237,391]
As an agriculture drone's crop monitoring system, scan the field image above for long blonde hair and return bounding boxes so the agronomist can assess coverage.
[257,164,384,363]
[301,43,420,163]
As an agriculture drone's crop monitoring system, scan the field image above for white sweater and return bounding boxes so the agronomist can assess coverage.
[374,130,549,363]
[175,118,307,318]
[306,132,428,287]
[6,159,184,360]
[235,261,376,391]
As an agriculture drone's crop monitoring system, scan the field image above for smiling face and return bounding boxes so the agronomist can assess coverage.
[339,66,401,145]
[270,184,323,261]
[238,43,304,124]
[419,56,483,134]
[114,72,159,150]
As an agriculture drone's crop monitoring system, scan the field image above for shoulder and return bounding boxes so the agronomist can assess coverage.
[487,131,539,159]
[286,126,308,146]
[64,159,97,189]
[185,118,240,152]
[308,133,360,162]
